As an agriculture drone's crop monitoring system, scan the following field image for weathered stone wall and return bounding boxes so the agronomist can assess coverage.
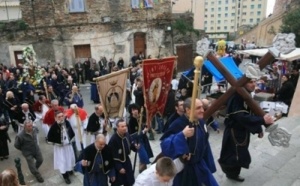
[1,0,172,67]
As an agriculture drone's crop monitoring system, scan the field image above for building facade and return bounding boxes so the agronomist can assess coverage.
[172,0,205,30]
[0,0,21,21]
[203,0,267,42]
[0,0,172,67]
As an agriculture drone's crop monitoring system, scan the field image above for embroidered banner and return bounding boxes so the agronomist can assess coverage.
[94,68,130,118]
[142,57,176,127]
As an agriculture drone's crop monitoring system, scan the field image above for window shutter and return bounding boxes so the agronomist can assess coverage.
[69,0,85,12]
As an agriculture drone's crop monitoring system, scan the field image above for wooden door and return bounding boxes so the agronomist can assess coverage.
[14,51,23,66]
[74,44,91,58]
[176,44,193,72]
[134,32,146,57]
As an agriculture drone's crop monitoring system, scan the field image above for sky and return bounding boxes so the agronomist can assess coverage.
[266,0,276,16]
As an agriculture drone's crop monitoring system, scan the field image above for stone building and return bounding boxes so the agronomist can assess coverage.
[0,0,172,67]
[234,0,300,47]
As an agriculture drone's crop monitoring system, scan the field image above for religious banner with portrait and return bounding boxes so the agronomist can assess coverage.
[131,0,156,9]
[94,68,130,118]
[142,57,176,127]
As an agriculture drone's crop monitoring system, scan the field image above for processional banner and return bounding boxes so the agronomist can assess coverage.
[94,68,130,118]
[142,57,176,127]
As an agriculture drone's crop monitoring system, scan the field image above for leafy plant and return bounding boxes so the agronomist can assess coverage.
[280,7,300,47]
[172,18,199,36]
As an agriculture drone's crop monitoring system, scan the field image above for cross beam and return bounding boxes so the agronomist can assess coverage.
[204,51,276,125]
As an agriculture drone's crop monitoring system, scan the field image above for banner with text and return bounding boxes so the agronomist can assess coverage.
[95,68,130,118]
[142,57,176,127]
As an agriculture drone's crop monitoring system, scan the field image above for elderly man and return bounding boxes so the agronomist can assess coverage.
[15,120,44,183]
[65,85,84,108]
[47,111,75,184]
[86,104,110,144]
[65,104,88,159]
[160,98,218,186]
[76,134,116,186]
[16,103,36,133]
[43,99,64,135]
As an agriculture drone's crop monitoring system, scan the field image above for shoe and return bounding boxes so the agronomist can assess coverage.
[64,178,71,184]
[36,176,44,183]
[67,171,74,175]
[226,175,245,182]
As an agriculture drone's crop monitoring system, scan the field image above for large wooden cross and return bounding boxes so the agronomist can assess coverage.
[203,50,276,122]
[201,49,291,147]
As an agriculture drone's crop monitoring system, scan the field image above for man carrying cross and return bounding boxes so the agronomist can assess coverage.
[218,78,274,182]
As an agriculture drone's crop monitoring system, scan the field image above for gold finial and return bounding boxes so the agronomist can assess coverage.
[194,56,204,69]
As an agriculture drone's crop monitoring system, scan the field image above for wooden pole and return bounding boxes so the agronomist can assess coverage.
[189,56,204,123]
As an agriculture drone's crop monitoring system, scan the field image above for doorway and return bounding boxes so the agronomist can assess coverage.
[74,44,91,58]
[14,51,24,66]
[134,32,146,57]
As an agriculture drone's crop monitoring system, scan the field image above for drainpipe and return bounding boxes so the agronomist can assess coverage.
[5,0,9,20]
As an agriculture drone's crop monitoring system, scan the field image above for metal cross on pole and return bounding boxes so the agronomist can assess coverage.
[197,34,293,147]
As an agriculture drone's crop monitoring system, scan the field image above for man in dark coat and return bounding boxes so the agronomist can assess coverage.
[108,119,139,186]
[76,134,116,186]
[17,103,36,133]
[219,79,274,182]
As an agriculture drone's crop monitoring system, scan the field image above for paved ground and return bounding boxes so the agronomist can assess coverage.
[1,82,300,186]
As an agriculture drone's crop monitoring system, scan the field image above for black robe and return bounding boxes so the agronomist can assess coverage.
[219,93,265,169]
[108,132,136,185]
[17,111,36,124]
[0,118,9,157]
[86,113,106,134]
[78,143,114,174]
[47,120,75,145]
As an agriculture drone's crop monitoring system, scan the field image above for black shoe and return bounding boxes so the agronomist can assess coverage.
[67,171,74,175]
[36,176,44,183]
[64,178,71,184]
[226,175,245,182]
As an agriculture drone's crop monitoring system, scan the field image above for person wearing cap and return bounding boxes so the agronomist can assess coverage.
[218,79,274,182]
[47,111,75,184]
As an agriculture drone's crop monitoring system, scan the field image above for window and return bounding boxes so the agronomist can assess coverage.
[69,0,85,13]
[218,14,221,18]
[243,12,246,15]
[225,7,228,11]
[205,27,207,31]
[250,18,253,23]
[225,0,228,4]
[205,2,208,5]
[211,1,214,5]
[257,11,261,15]
[218,7,221,11]
[217,26,221,30]
[231,13,235,16]
[232,6,235,9]
[224,20,228,24]
[210,27,214,30]
[211,20,214,23]
[224,26,228,30]
[218,20,221,24]
[231,26,234,29]
[243,5,247,8]
[211,8,214,11]
[232,0,235,2]
[258,4,261,8]
[242,19,246,22]
[250,12,254,16]
[211,14,214,17]
[204,21,207,24]
[225,13,228,17]
[219,1,222,4]
[231,19,234,23]
[205,8,208,11]
[251,5,254,9]
[205,14,208,18]
[257,18,260,22]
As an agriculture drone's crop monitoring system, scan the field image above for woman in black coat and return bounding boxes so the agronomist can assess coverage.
[274,74,295,106]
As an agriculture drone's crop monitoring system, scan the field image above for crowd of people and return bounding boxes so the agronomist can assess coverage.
[0,50,299,186]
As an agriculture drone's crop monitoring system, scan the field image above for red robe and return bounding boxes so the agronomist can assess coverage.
[32,100,51,113]
[43,106,64,126]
